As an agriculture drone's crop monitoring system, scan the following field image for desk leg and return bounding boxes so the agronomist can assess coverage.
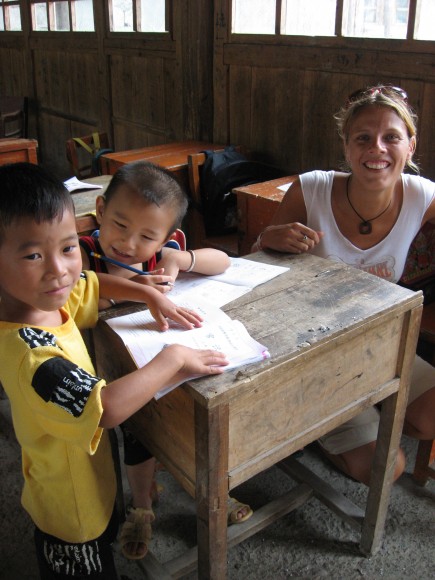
[360,306,421,555]
[194,401,229,579]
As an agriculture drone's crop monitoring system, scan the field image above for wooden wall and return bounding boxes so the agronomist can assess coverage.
[0,1,213,179]
[1,1,435,181]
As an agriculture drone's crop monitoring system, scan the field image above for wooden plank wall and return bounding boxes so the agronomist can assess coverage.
[0,1,212,179]
[214,2,435,180]
[1,2,435,180]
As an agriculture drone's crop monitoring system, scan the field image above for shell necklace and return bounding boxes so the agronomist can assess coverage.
[346,175,392,235]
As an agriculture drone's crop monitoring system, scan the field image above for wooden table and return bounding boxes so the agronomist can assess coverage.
[234,176,296,255]
[100,140,223,190]
[70,175,112,216]
[0,138,38,165]
[93,252,422,579]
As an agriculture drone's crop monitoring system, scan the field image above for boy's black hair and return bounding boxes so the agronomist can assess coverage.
[0,162,74,242]
[104,161,189,234]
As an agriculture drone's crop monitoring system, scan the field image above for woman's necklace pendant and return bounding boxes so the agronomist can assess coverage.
[346,175,392,236]
[359,221,372,235]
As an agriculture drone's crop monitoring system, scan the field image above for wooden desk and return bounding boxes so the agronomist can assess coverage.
[93,252,422,579]
[234,176,296,255]
[100,141,223,189]
[70,175,112,217]
[0,138,38,165]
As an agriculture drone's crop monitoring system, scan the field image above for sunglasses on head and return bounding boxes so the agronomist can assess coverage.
[347,85,408,106]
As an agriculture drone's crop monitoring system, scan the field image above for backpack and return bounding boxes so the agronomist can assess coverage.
[199,146,287,236]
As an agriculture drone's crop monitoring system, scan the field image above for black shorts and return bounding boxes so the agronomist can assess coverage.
[34,505,119,579]
[119,422,153,465]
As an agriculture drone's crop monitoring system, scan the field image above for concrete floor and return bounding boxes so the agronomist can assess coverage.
[1,393,434,580]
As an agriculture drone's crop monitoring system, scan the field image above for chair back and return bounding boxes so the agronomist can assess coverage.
[0,97,28,139]
[75,213,98,237]
[66,132,111,180]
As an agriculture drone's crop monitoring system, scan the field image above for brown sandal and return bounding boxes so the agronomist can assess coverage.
[227,496,253,525]
[119,507,155,560]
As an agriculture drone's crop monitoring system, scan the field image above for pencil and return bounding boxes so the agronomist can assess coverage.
[90,251,173,286]
[90,252,150,275]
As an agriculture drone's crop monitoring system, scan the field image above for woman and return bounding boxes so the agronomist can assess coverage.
[254,85,435,485]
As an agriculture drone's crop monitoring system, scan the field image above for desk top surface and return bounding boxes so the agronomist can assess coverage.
[101,140,223,169]
[70,175,112,216]
[99,252,421,405]
[0,137,38,149]
[233,175,298,201]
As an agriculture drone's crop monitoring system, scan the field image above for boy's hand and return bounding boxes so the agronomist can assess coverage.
[153,253,181,282]
[132,269,175,294]
[161,344,229,382]
[147,292,203,331]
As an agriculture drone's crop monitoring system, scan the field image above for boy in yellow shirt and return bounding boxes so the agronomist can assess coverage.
[0,162,228,578]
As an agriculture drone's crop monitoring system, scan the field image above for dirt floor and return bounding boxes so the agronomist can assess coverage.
[1,394,434,580]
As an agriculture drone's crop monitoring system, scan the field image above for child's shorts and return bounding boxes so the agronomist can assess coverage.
[318,355,435,455]
[34,505,119,579]
[120,422,153,465]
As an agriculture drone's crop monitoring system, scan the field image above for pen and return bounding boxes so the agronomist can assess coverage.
[90,252,173,286]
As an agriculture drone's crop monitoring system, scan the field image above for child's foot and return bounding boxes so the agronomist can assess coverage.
[227,496,253,524]
[119,506,155,560]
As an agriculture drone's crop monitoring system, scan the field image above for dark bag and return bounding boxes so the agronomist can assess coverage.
[200,146,286,236]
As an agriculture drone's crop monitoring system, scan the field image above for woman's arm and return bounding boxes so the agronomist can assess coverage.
[252,178,323,254]
[422,192,435,225]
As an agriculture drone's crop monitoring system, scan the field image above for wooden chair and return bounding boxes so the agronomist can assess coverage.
[66,132,112,180]
[0,96,28,139]
[75,212,98,237]
[411,303,435,486]
[187,150,239,256]
[399,224,435,486]
[413,440,435,485]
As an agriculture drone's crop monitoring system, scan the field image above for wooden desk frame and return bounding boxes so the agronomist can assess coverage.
[93,253,422,579]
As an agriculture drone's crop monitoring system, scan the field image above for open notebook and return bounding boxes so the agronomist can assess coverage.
[106,299,270,399]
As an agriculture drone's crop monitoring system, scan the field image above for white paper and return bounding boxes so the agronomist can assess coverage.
[169,257,289,307]
[107,299,270,398]
[277,182,294,192]
[64,176,103,192]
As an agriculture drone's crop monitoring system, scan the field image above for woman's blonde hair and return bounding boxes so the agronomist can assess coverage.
[334,85,419,174]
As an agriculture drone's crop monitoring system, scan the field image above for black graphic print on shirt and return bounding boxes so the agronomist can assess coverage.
[19,327,100,417]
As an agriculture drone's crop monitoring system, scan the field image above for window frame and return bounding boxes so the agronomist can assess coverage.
[229,0,435,53]
[0,0,22,32]
[28,0,95,32]
[107,0,173,37]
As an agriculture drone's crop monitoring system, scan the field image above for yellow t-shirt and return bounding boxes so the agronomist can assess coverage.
[0,271,116,543]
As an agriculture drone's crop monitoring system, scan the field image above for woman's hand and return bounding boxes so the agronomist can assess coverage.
[258,223,324,254]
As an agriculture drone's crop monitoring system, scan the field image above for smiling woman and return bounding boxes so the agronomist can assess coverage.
[252,85,435,487]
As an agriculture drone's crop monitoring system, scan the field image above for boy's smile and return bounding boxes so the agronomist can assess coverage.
[0,210,82,324]
[96,187,178,268]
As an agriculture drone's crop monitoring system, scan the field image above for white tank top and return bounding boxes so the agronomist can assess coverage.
[300,170,435,282]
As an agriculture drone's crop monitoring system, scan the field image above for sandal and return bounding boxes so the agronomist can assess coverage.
[119,507,155,560]
[227,496,253,525]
